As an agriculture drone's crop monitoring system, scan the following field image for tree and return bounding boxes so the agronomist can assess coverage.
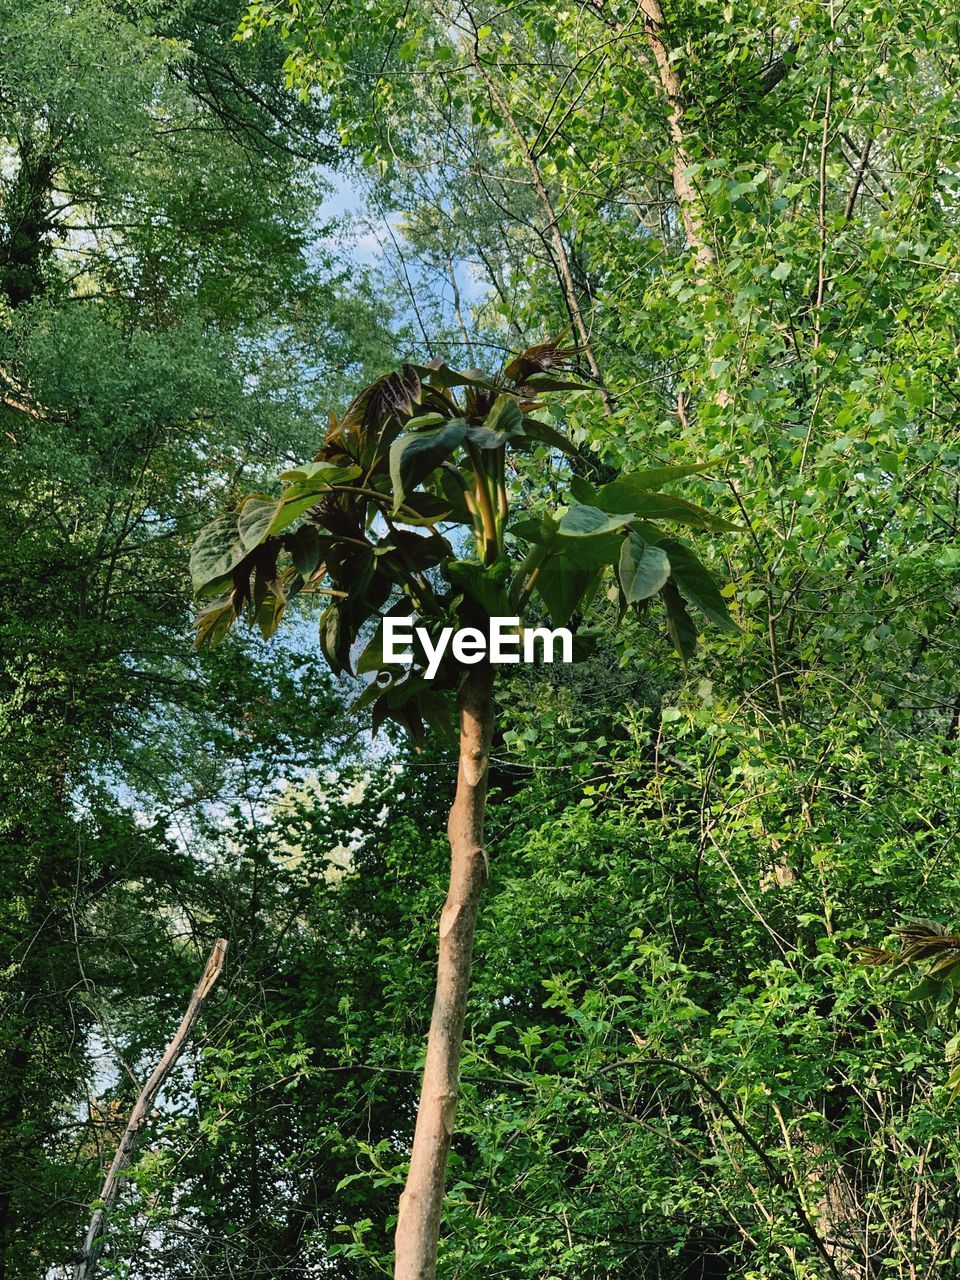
[0,2,396,1273]
[190,343,739,1276]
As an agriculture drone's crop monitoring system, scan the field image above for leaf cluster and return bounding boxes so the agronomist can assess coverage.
[191,345,739,738]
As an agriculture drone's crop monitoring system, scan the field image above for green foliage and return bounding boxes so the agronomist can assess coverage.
[191,346,737,738]
[5,0,960,1278]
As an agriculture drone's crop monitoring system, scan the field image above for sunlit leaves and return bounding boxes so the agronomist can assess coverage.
[557,505,632,537]
[190,515,249,594]
[277,460,363,486]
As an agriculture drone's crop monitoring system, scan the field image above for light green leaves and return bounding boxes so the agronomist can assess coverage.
[278,460,362,486]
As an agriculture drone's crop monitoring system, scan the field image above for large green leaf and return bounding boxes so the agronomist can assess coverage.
[389,419,469,510]
[277,460,362,486]
[237,465,364,552]
[518,417,578,456]
[509,512,559,545]
[287,524,323,579]
[190,513,247,593]
[523,372,594,391]
[444,559,511,617]
[597,460,725,508]
[662,581,698,660]
[659,539,739,632]
[603,490,742,531]
[465,423,507,449]
[408,360,499,391]
[558,505,632,537]
[319,601,349,676]
[356,622,387,675]
[194,597,237,649]
[238,496,283,550]
[484,394,523,437]
[375,528,450,573]
[562,531,623,569]
[395,491,454,526]
[535,557,594,625]
[569,474,598,504]
[619,534,671,603]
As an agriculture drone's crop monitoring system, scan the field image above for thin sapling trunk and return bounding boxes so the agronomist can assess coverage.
[393,663,495,1279]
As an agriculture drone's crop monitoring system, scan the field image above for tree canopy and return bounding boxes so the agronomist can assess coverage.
[2,1,960,1278]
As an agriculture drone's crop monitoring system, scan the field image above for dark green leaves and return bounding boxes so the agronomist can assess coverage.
[659,539,739,633]
[596,489,741,531]
[444,559,511,618]
[535,560,596,626]
[483,394,523,438]
[287,525,323,579]
[619,534,670,603]
[408,359,500,392]
[191,460,363,598]
[597,460,725,504]
[662,581,698,661]
[389,419,469,510]
[189,354,741,736]
[519,416,578,456]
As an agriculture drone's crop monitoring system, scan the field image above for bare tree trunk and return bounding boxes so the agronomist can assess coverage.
[394,664,495,1280]
[73,938,228,1280]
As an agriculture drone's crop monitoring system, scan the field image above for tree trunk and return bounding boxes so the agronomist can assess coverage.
[73,938,227,1280]
[638,0,716,272]
[394,664,495,1280]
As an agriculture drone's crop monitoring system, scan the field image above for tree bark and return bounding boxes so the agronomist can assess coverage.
[73,938,228,1280]
[394,664,495,1279]
[638,0,716,272]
